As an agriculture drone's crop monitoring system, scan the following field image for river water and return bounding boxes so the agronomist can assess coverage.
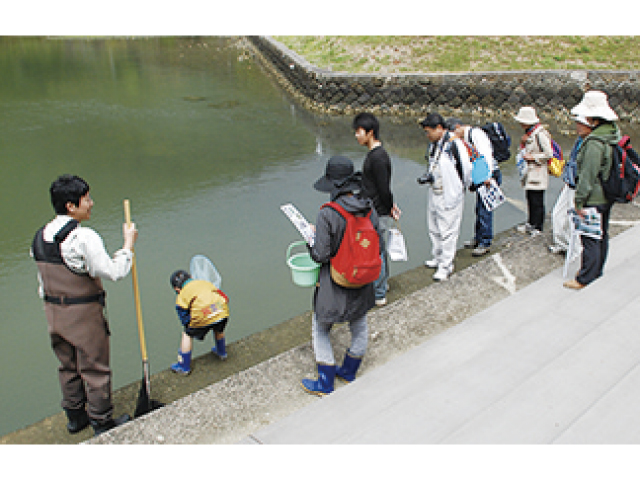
[0,36,615,436]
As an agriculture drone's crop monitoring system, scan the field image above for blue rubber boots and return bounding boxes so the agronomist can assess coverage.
[301,364,335,396]
[211,337,227,360]
[171,350,192,375]
[335,350,363,383]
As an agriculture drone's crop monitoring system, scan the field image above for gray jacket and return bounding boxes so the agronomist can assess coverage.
[309,193,381,324]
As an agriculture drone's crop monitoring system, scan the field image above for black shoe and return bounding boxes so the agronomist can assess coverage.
[64,408,89,434]
[90,413,131,437]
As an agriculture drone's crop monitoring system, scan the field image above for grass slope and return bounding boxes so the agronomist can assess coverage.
[274,36,640,74]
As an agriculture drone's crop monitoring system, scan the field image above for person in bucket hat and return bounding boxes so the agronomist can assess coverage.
[514,106,553,237]
[300,155,382,396]
[563,91,621,290]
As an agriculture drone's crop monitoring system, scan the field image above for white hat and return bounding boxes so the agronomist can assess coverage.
[573,114,592,127]
[571,90,618,121]
[513,106,540,125]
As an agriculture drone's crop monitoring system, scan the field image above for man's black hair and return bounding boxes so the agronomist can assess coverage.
[419,113,447,129]
[49,174,90,215]
[352,112,380,140]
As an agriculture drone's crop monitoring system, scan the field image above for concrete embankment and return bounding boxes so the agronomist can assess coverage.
[3,202,636,444]
[88,202,640,444]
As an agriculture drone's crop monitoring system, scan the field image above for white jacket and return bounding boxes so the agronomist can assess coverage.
[428,133,472,210]
[462,126,498,173]
[32,215,133,298]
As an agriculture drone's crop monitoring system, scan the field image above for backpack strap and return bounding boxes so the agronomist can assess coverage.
[531,127,557,160]
[466,127,474,146]
[323,201,349,220]
[448,139,465,185]
[322,201,371,220]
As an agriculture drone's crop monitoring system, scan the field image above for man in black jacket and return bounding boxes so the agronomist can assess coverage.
[353,112,401,306]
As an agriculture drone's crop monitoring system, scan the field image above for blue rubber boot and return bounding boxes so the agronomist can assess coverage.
[211,337,227,360]
[335,350,363,383]
[301,364,335,396]
[170,350,192,375]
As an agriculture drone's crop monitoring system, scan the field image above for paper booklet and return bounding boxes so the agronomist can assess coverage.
[280,203,315,246]
[478,179,506,212]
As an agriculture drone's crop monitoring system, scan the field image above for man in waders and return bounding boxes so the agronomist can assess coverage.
[31,174,138,436]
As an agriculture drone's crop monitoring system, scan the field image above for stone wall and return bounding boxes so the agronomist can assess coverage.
[246,36,640,123]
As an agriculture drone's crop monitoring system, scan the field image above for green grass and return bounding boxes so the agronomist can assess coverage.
[274,36,640,73]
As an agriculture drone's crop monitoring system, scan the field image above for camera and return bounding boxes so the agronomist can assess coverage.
[417,172,435,185]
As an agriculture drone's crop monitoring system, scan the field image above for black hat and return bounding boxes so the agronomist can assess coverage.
[170,270,191,290]
[419,113,446,129]
[313,155,355,193]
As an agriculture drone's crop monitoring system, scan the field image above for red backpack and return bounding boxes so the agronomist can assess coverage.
[323,201,381,289]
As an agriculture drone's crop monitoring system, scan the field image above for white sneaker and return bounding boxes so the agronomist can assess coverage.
[433,266,450,281]
[472,245,490,257]
[375,297,387,307]
[463,239,478,249]
[548,244,566,254]
[424,259,439,269]
[516,223,532,234]
[529,229,541,238]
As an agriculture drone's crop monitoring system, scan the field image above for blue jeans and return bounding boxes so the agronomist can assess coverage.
[374,216,391,300]
[475,170,502,247]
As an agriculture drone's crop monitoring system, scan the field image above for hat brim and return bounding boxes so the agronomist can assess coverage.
[572,114,592,127]
[313,175,336,193]
[570,103,619,122]
[513,113,539,125]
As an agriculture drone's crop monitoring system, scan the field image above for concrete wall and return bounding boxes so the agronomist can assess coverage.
[246,36,640,123]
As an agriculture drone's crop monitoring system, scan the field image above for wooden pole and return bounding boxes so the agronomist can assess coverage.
[123,199,147,362]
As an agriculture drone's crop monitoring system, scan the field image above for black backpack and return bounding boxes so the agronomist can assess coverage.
[478,122,511,163]
[596,135,640,203]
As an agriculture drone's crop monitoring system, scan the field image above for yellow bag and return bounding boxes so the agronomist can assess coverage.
[548,156,565,177]
[538,130,564,177]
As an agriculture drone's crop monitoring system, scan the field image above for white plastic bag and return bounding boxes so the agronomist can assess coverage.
[516,150,528,182]
[564,222,583,278]
[551,185,574,250]
[388,226,408,262]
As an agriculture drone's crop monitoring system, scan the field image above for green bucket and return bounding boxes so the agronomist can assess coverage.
[286,240,320,287]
